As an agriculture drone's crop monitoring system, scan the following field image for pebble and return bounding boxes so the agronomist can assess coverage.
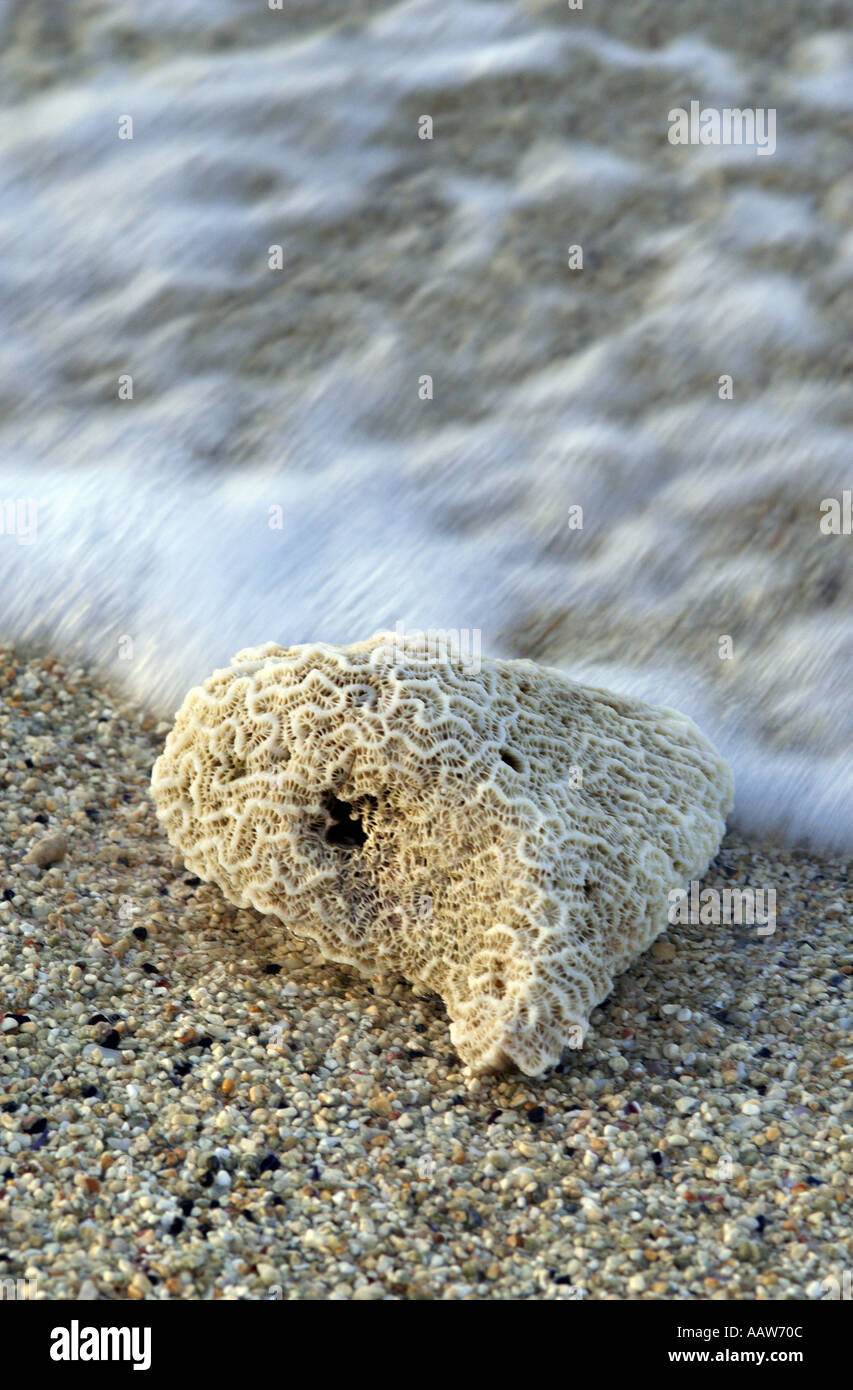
[21,832,67,867]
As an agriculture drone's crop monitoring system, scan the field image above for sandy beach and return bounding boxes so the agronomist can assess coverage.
[1,649,850,1301]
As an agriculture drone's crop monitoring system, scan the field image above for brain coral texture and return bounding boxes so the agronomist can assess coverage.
[150,634,733,1075]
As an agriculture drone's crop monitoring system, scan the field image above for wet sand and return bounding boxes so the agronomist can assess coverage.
[1,650,850,1300]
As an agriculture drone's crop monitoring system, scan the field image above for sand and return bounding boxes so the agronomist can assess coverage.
[0,649,850,1300]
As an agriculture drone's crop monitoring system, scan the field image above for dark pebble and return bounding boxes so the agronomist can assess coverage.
[642,1059,669,1076]
[22,1116,47,1134]
[168,1218,184,1236]
[527,1106,545,1124]
[486,1109,502,1125]
[259,1154,281,1173]
[100,1030,121,1050]
[651,1150,664,1167]
[263,964,282,976]
[132,927,148,941]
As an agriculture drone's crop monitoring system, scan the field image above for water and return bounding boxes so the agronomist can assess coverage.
[1,1,851,850]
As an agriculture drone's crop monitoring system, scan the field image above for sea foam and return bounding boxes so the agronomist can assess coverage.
[1,0,850,854]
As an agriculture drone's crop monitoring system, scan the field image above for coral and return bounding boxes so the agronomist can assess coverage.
[150,634,733,1074]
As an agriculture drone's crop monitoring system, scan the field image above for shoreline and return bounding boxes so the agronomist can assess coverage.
[1,648,850,1300]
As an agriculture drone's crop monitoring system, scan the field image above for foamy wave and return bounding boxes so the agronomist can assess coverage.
[0,0,850,853]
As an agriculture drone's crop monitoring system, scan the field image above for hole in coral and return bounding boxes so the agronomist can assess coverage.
[321,793,375,849]
[499,748,523,773]
[489,960,507,999]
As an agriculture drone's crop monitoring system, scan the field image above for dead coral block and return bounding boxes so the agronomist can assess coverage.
[150,634,733,1075]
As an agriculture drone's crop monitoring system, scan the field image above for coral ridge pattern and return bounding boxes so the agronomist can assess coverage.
[151,634,733,1074]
